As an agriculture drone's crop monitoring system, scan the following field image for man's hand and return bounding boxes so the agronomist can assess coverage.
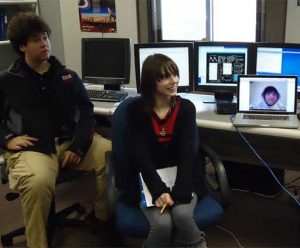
[61,151,82,168]
[5,135,38,151]
[155,192,174,208]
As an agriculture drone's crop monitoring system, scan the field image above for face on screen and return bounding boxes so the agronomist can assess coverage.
[238,77,296,112]
[263,89,279,106]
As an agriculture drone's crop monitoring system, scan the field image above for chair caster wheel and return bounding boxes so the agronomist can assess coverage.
[1,235,13,247]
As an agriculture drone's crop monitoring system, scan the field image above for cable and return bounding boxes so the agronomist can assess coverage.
[231,187,283,199]
[229,115,300,208]
[216,225,244,248]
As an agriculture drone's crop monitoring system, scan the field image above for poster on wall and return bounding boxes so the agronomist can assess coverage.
[78,0,116,33]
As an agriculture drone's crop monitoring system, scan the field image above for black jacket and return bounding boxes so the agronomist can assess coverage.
[125,97,204,206]
[0,56,95,157]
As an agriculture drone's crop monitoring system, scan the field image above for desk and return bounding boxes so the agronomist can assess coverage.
[93,90,300,171]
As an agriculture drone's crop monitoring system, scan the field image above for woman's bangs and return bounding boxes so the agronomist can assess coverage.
[160,63,178,79]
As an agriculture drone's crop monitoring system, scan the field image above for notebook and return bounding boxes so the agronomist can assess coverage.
[233,75,299,128]
[139,166,177,208]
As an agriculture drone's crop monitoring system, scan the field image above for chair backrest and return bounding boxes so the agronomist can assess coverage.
[111,96,140,191]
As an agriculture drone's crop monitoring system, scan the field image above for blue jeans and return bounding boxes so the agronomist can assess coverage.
[140,193,205,247]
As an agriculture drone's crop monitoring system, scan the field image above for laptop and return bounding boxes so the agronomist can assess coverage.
[233,75,299,128]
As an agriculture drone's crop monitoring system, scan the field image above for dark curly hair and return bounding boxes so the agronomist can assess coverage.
[262,86,280,98]
[6,12,51,56]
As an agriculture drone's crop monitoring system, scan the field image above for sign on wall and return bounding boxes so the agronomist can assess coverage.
[78,0,116,33]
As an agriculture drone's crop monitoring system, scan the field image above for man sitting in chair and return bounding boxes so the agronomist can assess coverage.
[0,12,111,248]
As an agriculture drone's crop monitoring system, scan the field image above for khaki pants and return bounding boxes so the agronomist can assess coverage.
[4,133,111,248]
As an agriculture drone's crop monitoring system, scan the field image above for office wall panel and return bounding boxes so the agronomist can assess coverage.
[285,0,300,43]
[40,0,138,88]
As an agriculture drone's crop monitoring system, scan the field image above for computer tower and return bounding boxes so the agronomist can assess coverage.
[223,161,284,195]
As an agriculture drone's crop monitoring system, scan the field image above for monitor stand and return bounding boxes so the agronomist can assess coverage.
[104,83,121,91]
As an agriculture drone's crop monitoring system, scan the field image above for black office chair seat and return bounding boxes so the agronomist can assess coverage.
[0,163,87,247]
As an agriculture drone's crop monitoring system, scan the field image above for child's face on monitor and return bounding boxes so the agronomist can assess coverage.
[264,91,279,106]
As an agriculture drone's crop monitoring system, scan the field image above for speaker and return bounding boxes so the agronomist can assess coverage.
[214,89,234,102]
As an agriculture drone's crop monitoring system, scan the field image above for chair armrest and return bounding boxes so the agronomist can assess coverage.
[105,150,118,217]
[1,159,8,184]
[200,144,230,208]
[1,161,20,201]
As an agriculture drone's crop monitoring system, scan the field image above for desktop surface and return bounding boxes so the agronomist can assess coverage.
[91,89,300,170]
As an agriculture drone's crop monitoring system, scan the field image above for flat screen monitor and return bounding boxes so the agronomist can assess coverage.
[194,42,255,94]
[134,42,193,93]
[255,42,300,91]
[81,38,130,90]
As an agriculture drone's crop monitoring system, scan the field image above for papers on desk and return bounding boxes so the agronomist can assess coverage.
[139,166,177,208]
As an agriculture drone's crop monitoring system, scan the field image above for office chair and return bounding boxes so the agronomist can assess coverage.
[0,158,87,247]
[105,96,230,242]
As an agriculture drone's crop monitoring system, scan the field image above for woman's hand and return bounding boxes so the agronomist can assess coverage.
[155,192,174,208]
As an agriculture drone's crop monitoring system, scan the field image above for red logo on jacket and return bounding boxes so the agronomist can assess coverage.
[62,74,73,84]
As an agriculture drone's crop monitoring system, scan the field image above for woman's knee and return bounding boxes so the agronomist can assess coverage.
[151,214,173,234]
[172,208,194,227]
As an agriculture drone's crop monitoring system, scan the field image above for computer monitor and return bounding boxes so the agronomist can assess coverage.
[134,42,193,93]
[81,38,130,90]
[194,41,255,94]
[255,42,300,92]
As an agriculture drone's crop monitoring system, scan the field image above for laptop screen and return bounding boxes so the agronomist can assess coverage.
[238,75,297,114]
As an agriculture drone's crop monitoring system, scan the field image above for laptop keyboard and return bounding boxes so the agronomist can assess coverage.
[86,89,128,102]
[243,114,289,120]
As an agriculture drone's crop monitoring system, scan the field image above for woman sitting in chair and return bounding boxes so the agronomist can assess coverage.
[126,54,207,248]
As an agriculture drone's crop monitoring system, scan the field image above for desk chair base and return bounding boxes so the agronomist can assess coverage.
[0,202,86,247]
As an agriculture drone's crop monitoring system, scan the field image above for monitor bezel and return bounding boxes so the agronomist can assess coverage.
[81,37,131,86]
[134,42,194,93]
[193,41,256,94]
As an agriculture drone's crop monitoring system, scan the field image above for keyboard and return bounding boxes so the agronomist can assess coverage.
[243,114,289,120]
[86,89,128,102]
[216,102,237,115]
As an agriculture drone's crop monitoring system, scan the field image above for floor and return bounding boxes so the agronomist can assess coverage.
[0,168,299,248]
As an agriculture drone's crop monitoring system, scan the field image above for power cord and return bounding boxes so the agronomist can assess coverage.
[231,187,283,199]
[216,224,244,248]
[229,115,300,208]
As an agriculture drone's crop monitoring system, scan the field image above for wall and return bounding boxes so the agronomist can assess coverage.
[50,0,138,88]
[38,0,65,64]
[264,0,287,42]
[285,0,300,43]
